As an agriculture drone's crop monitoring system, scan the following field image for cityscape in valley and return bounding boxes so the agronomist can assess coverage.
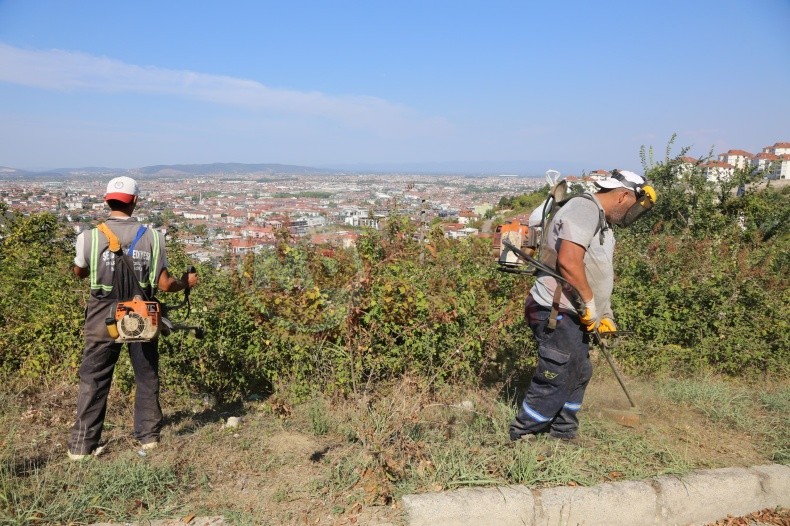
[1,139,786,265]
[0,168,546,263]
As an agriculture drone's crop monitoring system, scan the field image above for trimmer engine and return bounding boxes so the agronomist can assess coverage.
[106,296,161,342]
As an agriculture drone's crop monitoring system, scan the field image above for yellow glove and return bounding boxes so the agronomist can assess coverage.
[598,317,617,335]
[579,299,599,332]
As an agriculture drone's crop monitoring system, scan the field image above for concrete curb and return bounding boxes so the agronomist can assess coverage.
[402,464,790,526]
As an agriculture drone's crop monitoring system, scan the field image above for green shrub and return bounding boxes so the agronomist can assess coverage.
[1,148,787,397]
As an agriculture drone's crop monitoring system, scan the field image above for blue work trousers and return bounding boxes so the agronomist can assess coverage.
[509,295,593,440]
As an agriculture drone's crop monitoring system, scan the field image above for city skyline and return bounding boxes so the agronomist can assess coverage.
[1,1,788,172]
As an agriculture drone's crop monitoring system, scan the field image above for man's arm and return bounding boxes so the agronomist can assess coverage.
[157,268,198,292]
[73,231,89,279]
[556,239,592,303]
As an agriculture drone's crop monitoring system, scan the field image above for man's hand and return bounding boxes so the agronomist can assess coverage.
[73,265,89,279]
[158,267,198,292]
[181,270,198,289]
[580,298,599,332]
[598,317,617,335]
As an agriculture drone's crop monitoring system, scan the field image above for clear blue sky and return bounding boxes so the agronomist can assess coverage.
[0,0,788,173]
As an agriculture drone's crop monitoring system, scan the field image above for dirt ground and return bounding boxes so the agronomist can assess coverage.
[4,368,787,526]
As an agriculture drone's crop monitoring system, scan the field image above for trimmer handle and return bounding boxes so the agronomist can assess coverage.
[183,265,197,295]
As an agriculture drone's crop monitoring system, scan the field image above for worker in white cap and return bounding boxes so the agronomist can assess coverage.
[68,177,198,460]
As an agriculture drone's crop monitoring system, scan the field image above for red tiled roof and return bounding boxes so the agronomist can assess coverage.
[701,161,734,168]
[773,142,790,148]
[723,149,753,157]
[230,239,258,248]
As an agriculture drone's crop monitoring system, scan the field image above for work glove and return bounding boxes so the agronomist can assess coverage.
[579,299,599,332]
[597,317,617,335]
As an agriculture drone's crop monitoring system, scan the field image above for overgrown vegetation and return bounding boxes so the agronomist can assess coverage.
[0,139,788,523]
[0,139,788,400]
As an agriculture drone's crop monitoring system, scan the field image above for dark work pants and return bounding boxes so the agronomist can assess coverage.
[68,304,162,455]
[509,295,593,440]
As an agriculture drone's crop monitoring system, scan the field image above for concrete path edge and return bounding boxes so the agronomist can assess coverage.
[402,463,790,526]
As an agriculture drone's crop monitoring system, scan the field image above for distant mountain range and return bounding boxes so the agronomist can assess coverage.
[0,159,591,180]
[0,163,335,180]
[131,162,335,177]
[320,159,593,176]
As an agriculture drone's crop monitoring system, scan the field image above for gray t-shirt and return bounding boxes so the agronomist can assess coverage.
[530,194,615,318]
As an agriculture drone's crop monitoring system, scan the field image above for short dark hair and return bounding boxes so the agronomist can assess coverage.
[106,199,133,211]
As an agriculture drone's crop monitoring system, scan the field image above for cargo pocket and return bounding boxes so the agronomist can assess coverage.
[534,346,570,388]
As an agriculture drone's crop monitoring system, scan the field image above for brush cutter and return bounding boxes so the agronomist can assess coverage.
[500,239,641,424]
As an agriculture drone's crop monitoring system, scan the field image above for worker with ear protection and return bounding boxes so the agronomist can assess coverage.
[509,170,656,442]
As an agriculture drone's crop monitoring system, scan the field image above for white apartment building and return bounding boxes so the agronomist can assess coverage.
[757,142,790,180]
[717,150,753,169]
[763,142,790,156]
[709,141,790,181]
[701,161,735,183]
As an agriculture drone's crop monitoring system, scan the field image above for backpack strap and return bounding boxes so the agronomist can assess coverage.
[548,286,563,330]
[566,193,608,246]
[544,193,608,330]
[93,222,153,299]
[128,225,147,255]
[97,223,122,253]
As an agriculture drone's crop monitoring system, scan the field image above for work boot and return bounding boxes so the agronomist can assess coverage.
[67,450,90,461]
[510,432,539,443]
[549,431,577,441]
[140,440,158,451]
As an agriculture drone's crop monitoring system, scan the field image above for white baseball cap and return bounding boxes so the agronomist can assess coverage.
[594,170,646,191]
[105,176,139,203]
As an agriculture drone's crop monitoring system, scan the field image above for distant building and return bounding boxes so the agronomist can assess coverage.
[358,217,381,230]
[755,142,790,180]
[341,208,368,227]
[442,224,478,240]
[457,210,478,225]
[763,142,790,156]
[700,161,735,183]
[672,156,700,178]
[717,150,753,169]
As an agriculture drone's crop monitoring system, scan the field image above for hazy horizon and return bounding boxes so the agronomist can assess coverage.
[1,1,788,171]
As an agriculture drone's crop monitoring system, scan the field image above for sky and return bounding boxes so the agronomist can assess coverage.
[0,0,788,174]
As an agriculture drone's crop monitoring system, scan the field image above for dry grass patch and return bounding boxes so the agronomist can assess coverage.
[1,370,787,525]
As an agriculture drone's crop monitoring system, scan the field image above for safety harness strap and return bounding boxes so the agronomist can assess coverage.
[548,286,563,330]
